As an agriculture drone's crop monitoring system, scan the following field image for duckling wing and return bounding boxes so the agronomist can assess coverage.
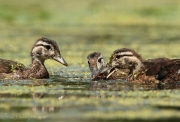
[157,59,180,81]
[0,59,26,73]
[143,58,171,76]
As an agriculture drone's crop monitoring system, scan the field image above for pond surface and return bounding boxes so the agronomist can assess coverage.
[1,65,180,122]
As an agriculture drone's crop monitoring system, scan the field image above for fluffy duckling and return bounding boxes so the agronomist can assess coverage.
[109,48,180,84]
[0,37,68,79]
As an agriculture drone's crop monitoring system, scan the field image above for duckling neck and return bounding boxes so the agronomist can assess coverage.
[32,58,45,66]
[27,58,49,78]
[32,56,45,65]
[132,60,146,77]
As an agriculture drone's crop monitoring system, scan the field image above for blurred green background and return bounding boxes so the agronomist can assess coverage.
[0,0,180,122]
[0,0,180,67]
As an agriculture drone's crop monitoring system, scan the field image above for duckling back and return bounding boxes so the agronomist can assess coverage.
[0,59,25,73]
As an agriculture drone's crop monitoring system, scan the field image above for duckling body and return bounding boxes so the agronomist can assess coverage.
[0,59,49,79]
[109,48,180,84]
[0,37,68,79]
[143,58,171,76]
[0,59,25,73]
[156,59,180,83]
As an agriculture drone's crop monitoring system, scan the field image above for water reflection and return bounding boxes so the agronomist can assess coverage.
[0,79,53,86]
[31,93,61,113]
[90,80,180,91]
[1,77,180,122]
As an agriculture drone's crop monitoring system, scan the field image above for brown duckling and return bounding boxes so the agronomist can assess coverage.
[0,37,68,79]
[87,52,129,80]
[108,48,180,84]
[108,48,159,83]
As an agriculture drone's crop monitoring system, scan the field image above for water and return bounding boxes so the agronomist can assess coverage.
[1,65,180,122]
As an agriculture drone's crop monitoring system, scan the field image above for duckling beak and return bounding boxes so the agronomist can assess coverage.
[99,66,115,79]
[91,70,99,79]
[99,66,111,74]
[53,55,68,66]
[91,70,107,80]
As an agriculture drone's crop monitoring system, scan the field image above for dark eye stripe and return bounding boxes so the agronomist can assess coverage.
[36,44,51,49]
[116,54,133,59]
[123,54,133,57]
[44,45,51,50]
[36,44,48,46]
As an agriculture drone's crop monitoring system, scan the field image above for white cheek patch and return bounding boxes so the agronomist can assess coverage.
[101,59,107,66]
[124,56,140,63]
[97,59,102,70]
[49,50,54,55]
[35,41,55,55]
[119,56,141,66]
[122,56,143,74]
[32,47,42,54]
[96,55,107,70]
[97,61,105,70]
[97,63,102,70]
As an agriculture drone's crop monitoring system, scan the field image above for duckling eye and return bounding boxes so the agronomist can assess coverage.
[98,58,102,63]
[128,61,133,65]
[116,55,121,59]
[45,45,51,50]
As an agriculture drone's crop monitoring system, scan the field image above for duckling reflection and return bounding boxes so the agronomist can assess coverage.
[31,93,62,113]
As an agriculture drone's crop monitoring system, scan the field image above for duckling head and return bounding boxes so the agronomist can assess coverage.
[87,52,107,79]
[109,48,144,74]
[30,37,68,66]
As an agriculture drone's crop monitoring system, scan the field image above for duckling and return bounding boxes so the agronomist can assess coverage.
[87,52,129,80]
[109,48,180,84]
[87,52,107,80]
[108,48,159,83]
[0,37,68,79]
